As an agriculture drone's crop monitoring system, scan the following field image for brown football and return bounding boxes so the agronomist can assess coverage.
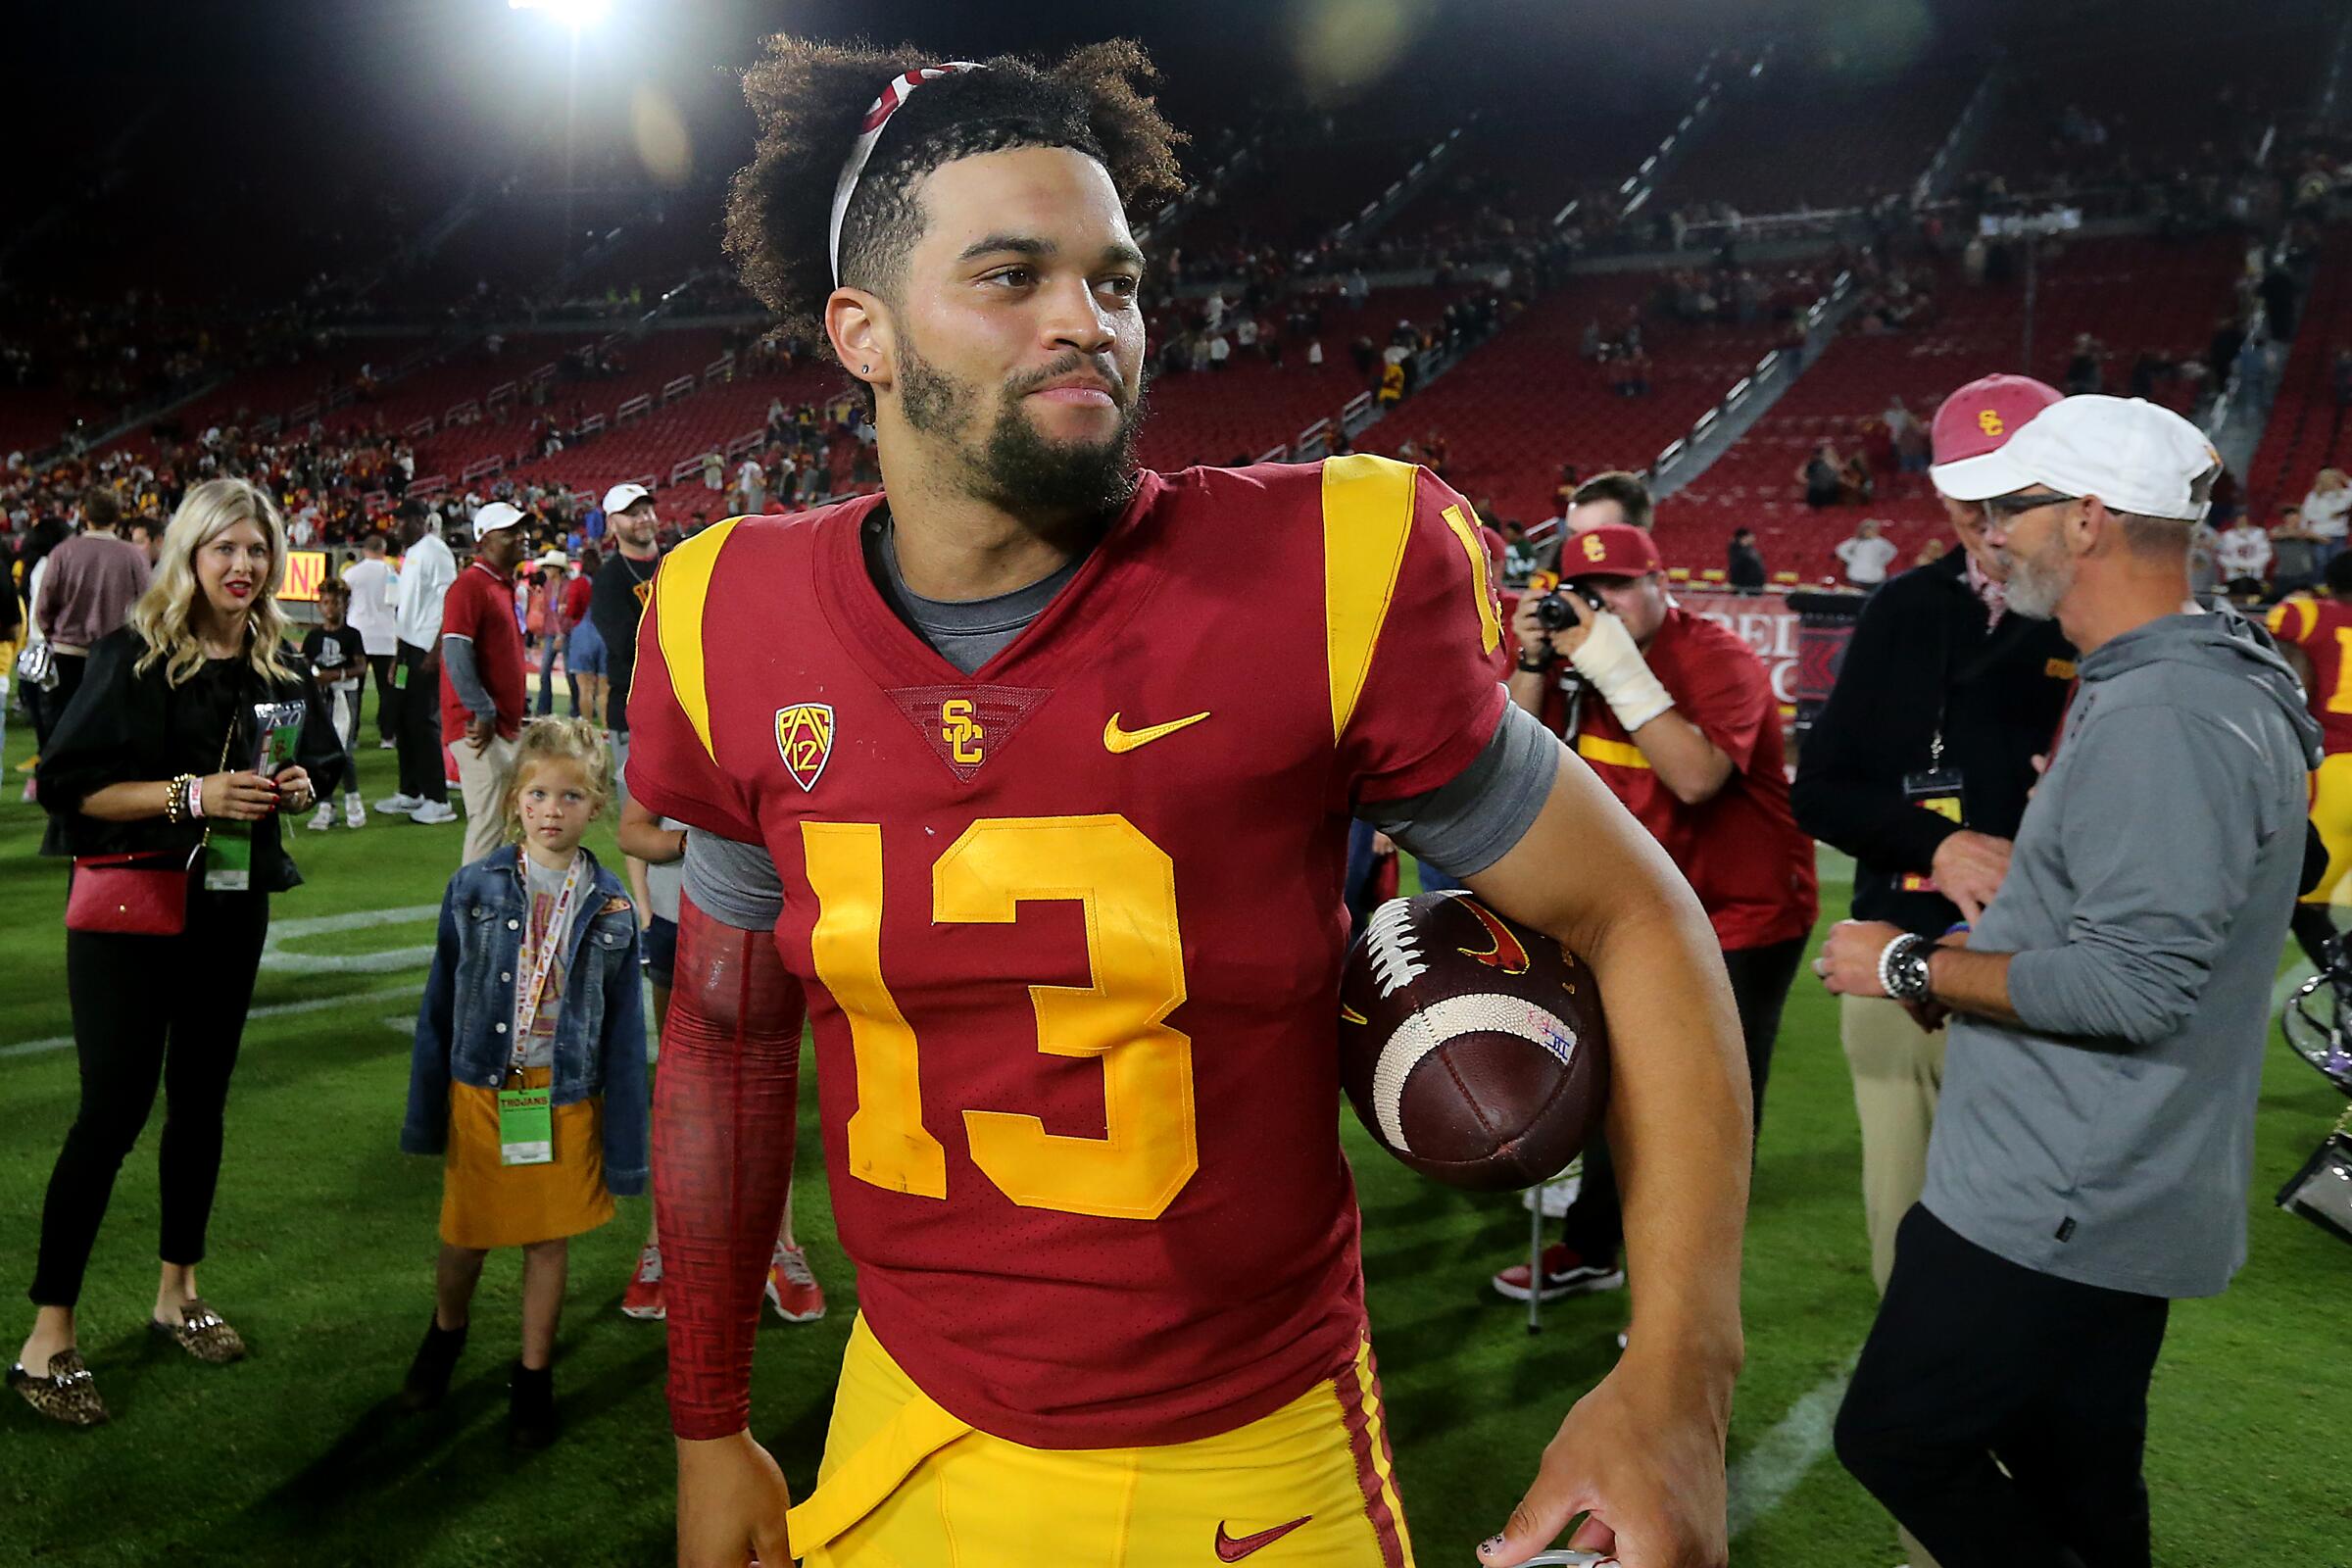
[1338,891,1609,1191]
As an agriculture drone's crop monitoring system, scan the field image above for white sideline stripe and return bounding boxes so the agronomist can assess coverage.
[1726,1362,1854,1539]
[259,903,440,974]
[1,983,420,1059]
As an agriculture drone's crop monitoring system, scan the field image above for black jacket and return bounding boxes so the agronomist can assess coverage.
[37,626,341,894]
[589,548,665,733]
[1791,552,2075,935]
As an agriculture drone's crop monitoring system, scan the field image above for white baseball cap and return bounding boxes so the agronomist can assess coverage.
[602,482,651,515]
[1931,394,2221,521]
[472,501,525,539]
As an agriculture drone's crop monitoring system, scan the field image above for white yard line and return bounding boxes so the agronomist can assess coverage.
[1727,1361,1856,1539]
[2,983,422,1059]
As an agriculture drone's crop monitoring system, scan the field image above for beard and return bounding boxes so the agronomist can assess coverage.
[2001,538,2074,619]
[898,338,1145,521]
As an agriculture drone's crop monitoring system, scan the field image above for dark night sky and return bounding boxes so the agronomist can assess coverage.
[22,0,1984,204]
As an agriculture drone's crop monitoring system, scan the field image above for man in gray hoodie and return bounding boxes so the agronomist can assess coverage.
[1815,395,2321,1568]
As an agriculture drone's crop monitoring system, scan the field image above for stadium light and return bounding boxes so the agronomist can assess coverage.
[509,0,609,29]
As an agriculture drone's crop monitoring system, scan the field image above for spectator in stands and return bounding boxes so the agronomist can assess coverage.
[2217,511,2273,595]
[379,506,460,827]
[2272,504,2325,594]
[34,487,150,735]
[441,503,530,865]
[342,535,400,751]
[1915,538,1948,567]
[1835,519,1898,589]
[2301,467,2351,563]
[1801,443,1844,508]
[1727,528,1768,592]
[2063,332,2106,396]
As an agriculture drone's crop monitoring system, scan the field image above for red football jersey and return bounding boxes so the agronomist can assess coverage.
[1569,607,1818,951]
[2267,596,2352,756]
[626,457,1510,1448]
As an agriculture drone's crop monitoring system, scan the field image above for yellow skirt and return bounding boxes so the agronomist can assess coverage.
[439,1066,614,1250]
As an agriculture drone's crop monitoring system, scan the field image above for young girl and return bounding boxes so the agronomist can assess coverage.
[397,717,648,1446]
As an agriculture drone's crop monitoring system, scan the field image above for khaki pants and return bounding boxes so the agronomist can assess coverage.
[454,732,518,865]
[1840,991,1947,1568]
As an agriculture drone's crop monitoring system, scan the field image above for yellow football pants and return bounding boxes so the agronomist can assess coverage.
[2305,753,2352,906]
[787,1315,1417,1568]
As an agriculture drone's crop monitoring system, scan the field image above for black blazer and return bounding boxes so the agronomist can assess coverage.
[1792,552,2076,935]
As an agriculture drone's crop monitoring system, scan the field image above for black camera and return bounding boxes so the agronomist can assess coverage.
[1535,579,1606,631]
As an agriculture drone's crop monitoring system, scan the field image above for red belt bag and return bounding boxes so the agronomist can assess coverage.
[66,846,203,936]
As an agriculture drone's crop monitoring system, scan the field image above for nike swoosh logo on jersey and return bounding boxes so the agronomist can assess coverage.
[1102,710,1210,753]
[1215,1515,1312,1561]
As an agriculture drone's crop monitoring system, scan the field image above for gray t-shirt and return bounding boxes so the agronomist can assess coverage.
[517,855,584,1069]
[680,517,1554,932]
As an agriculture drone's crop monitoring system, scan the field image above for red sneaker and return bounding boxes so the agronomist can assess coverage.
[1492,1243,1625,1303]
[764,1243,825,1323]
[619,1244,664,1321]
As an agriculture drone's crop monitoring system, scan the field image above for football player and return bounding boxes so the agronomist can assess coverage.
[2269,551,2352,966]
[639,38,1751,1568]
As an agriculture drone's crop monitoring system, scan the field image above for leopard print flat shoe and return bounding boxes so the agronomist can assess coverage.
[149,1299,247,1365]
[8,1349,109,1427]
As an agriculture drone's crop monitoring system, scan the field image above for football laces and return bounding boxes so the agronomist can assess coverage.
[1362,898,1429,998]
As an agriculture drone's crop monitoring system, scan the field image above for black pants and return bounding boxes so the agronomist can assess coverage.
[1559,934,1804,1261]
[30,887,270,1307]
[28,649,90,756]
[1835,1205,2170,1568]
[394,641,447,804]
[366,652,401,746]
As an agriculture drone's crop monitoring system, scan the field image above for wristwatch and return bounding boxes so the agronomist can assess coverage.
[1515,648,1554,674]
[1879,932,1935,1002]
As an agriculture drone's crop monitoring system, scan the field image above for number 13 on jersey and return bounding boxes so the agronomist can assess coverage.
[800,814,1198,1221]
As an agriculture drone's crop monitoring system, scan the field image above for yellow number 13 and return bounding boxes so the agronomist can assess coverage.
[800,814,1198,1221]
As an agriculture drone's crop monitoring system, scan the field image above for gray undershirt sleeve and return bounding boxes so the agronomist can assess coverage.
[1358,701,1558,879]
[438,635,494,719]
[682,830,787,932]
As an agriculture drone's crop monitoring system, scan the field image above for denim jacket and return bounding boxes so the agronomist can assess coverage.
[400,845,649,1195]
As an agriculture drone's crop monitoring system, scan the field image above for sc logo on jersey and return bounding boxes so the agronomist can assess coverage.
[940,699,984,764]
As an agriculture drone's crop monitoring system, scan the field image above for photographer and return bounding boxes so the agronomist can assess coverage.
[1489,522,1816,1302]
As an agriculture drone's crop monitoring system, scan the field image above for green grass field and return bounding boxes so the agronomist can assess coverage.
[2,709,2348,1567]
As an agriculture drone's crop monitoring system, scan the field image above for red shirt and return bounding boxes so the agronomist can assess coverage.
[439,560,528,740]
[627,459,1508,1448]
[562,572,592,630]
[1565,607,1818,950]
[2267,597,2352,756]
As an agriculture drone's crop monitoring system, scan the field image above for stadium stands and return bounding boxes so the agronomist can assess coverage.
[1655,232,2252,580]
[2245,227,2352,514]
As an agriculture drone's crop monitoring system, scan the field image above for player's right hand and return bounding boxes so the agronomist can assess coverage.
[676,1429,794,1568]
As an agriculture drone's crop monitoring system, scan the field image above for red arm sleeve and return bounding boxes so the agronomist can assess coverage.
[654,892,807,1440]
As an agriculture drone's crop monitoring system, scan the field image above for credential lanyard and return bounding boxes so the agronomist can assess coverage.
[510,852,586,1072]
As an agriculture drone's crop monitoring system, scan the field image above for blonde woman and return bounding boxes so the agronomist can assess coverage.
[2301,467,2351,563]
[12,479,338,1427]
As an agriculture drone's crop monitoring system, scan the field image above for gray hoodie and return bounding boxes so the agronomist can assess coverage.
[1922,610,2322,1299]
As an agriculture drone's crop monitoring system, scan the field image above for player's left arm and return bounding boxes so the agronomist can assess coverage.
[1328,458,1743,1568]
[1464,748,1747,1568]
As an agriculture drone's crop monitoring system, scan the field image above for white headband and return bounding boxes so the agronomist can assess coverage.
[828,62,982,285]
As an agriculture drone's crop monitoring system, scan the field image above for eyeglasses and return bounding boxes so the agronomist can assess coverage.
[1981,492,2080,522]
